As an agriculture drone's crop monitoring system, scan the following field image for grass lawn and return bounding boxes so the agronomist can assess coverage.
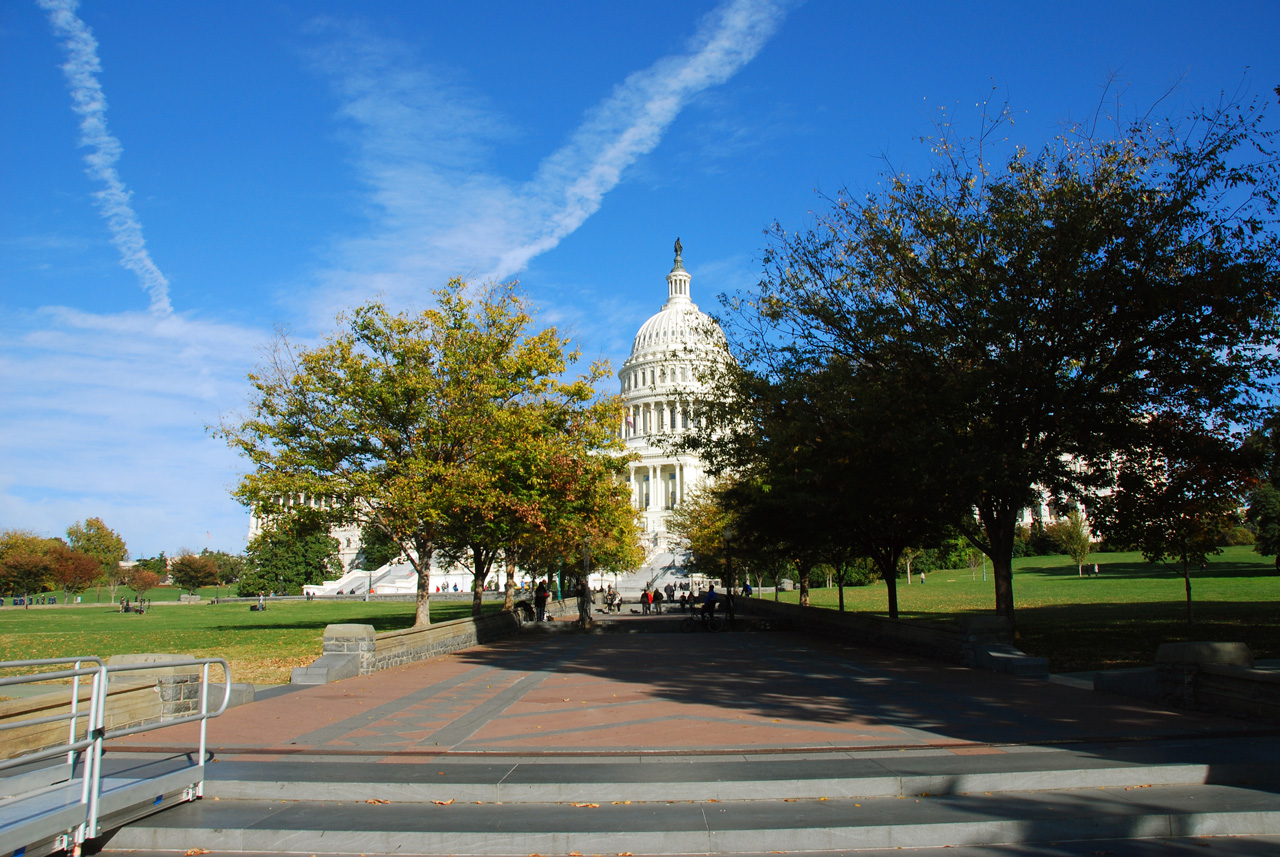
[772,545,1280,673]
[0,598,496,685]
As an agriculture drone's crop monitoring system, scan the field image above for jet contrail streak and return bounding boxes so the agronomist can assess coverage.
[38,0,173,316]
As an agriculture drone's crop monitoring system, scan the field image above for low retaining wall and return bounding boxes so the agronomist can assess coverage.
[0,678,157,761]
[1155,642,1280,723]
[294,600,573,684]
[734,596,1015,668]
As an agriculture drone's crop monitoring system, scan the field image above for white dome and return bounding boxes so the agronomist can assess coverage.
[624,248,724,366]
[629,303,721,361]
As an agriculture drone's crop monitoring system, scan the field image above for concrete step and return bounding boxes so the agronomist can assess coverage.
[95,782,1280,855]
[185,757,1274,808]
[190,742,1280,804]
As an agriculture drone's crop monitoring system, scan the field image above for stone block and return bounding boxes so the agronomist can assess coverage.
[1155,641,1253,667]
[974,643,1049,677]
[291,652,361,685]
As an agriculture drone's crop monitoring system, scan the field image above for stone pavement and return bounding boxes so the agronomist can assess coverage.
[112,625,1264,759]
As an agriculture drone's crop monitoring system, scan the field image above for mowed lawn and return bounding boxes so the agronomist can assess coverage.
[0,598,494,685]
[772,545,1280,673]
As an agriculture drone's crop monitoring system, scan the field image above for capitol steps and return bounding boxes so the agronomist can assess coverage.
[93,745,1280,855]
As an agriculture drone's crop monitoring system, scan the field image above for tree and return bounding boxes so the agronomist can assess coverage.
[200,549,248,599]
[67,517,128,600]
[0,529,58,596]
[169,553,219,594]
[685,353,968,617]
[1091,417,1255,623]
[50,544,102,599]
[355,523,402,571]
[732,93,1280,627]
[1246,412,1280,570]
[667,484,734,581]
[240,513,341,596]
[126,568,163,599]
[222,279,632,626]
[1048,509,1092,577]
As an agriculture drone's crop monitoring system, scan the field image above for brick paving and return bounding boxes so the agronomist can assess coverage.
[109,623,1257,761]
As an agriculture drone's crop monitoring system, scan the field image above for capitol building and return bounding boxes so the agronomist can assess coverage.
[281,241,724,597]
[619,240,723,551]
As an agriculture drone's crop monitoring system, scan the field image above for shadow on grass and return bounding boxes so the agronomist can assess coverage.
[1015,600,1280,672]
[1019,557,1280,580]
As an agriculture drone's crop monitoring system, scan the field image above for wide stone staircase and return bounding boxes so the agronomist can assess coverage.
[92,736,1280,855]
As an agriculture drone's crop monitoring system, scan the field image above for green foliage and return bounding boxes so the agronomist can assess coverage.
[241,514,341,596]
[169,553,220,594]
[65,517,128,579]
[0,530,60,594]
[223,280,636,626]
[1047,510,1092,574]
[1091,417,1255,622]
[200,549,248,586]
[134,553,168,575]
[724,95,1280,626]
[355,523,401,570]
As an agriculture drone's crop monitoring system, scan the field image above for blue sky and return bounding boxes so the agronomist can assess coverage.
[3,0,1278,558]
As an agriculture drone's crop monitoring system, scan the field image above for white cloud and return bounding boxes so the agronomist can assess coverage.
[0,307,262,554]
[38,0,173,316]
[6,0,790,557]
[304,0,789,318]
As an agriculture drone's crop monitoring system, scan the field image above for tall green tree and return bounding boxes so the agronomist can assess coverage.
[223,279,632,626]
[66,517,128,598]
[730,96,1280,627]
[240,513,341,596]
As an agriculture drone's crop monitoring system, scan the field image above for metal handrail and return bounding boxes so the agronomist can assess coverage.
[0,658,105,774]
[0,655,232,846]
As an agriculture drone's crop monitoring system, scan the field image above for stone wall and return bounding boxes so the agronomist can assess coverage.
[0,679,159,761]
[300,600,573,683]
[733,596,1013,667]
[1155,641,1280,723]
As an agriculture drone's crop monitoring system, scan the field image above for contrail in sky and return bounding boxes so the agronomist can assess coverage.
[38,0,173,316]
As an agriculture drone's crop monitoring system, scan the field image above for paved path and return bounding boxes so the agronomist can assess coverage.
[112,626,1263,760]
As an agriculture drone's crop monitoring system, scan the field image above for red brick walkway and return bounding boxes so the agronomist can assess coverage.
[112,628,1253,760]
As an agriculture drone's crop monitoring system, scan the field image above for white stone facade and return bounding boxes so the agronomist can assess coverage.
[618,245,724,550]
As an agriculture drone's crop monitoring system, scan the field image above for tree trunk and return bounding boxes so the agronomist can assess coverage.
[837,577,845,612]
[979,498,1019,630]
[576,576,592,626]
[502,550,516,612]
[883,563,899,619]
[798,564,810,607]
[471,549,488,618]
[412,541,432,626]
[1184,560,1194,624]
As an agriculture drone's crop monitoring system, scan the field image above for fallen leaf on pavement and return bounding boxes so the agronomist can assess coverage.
[184,850,211,856]
[431,799,455,806]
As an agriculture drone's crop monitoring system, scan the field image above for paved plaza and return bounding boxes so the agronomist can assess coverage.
[114,625,1260,759]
